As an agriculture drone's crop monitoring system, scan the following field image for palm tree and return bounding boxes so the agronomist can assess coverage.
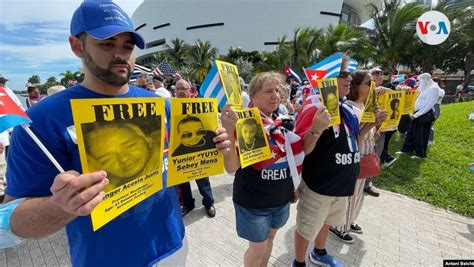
[459,8,474,83]
[27,75,41,85]
[368,0,424,74]
[188,39,218,83]
[255,35,290,72]
[317,23,366,59]
[60,70,75,86]
[443,5,474,83]
[168,37,189,69]
[291,27,322,70]
[73,69,84,83]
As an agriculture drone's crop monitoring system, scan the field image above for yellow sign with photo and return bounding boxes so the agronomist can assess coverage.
[402,90,418,115]
[317,78,341,127]
[168,98,224,186]
[360,81,377,123]
[235,108,272,168]
[378,91,405,132]
[71,98,165,231]
[215,60,243,109]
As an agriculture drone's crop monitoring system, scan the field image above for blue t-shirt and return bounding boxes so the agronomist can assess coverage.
[6,85,184,267]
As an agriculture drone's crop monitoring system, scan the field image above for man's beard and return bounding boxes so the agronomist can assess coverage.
[83,50,132,87]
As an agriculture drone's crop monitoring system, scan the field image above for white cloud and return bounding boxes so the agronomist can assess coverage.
[0,42,77,66]
[0,0,143,90]
[0,0,143,28]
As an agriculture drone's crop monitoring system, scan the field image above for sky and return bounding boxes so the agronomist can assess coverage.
[0,0,143,91]
[0,0,439,92]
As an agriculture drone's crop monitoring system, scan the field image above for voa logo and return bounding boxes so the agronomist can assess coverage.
[416,11,450,45]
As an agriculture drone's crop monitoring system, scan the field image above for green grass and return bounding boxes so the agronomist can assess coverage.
[377,101,474,218]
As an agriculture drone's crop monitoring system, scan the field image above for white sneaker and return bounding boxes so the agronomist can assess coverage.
[410,155,421,159]
[395,151,406,155]
[382,158,397,168]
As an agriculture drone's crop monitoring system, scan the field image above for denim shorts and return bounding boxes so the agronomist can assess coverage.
[234,202,290,243]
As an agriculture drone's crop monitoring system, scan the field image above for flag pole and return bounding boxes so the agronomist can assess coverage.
[302,66,311,85]
[21,124,65,173]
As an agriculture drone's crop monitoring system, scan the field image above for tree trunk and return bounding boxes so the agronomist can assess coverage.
[464,54,474,84]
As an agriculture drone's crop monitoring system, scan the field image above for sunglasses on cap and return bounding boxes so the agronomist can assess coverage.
[181,129,206,139]
[338,71,351,79]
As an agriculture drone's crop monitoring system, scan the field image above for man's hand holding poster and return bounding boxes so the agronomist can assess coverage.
[168,98,223,186]
[317,78,341,127]
[378,91,405,132]
[215,60,243,109]
[71,98,165,231]
[236,108,272,168]
[361,81,377,123]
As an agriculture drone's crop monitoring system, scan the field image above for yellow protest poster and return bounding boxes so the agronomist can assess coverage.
[235,108,272,168]
[317,78,341,127]
[402,89,418,115]
[71,98,165,231]
[215,60,243,109]
[376,91,385,107]
[378,91,405,132]
[168,98,223,186]
[360,81,377,123]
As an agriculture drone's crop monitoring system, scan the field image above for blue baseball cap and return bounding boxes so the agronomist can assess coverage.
[70,0,145,49]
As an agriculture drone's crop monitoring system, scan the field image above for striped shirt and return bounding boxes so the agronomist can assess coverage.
[346,100,375,156]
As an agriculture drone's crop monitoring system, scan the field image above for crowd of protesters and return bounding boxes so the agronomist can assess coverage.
[124,59,445,266]
[0,1,450,266]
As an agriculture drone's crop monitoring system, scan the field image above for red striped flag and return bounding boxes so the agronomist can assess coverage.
[153,60,182,80]
[295,94,323,137]
[253,111,304,190]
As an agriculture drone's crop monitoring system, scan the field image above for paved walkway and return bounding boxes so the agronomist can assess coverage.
[1,159,473,266]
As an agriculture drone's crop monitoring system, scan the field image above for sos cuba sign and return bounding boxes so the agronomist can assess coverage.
[416,11,450,45]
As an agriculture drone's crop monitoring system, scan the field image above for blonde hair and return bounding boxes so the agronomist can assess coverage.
[248,71,286,97]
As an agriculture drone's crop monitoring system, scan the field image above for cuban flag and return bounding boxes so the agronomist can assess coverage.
[304,53,343,88]
[199,63,226,109]
[0,86,32,133]
[391,74,406,83]
[348,58,358,73]
[284,64,302,84]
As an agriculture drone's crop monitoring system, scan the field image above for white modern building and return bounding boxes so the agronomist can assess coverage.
[132,0,381,64]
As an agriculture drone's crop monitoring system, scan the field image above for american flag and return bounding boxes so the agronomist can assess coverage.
[130,63,152,83]
[134,63,151,75]
[252,112,304,190]
[153,60,182,80]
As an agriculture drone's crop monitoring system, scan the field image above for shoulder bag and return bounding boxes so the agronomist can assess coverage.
[357,153,381,179]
